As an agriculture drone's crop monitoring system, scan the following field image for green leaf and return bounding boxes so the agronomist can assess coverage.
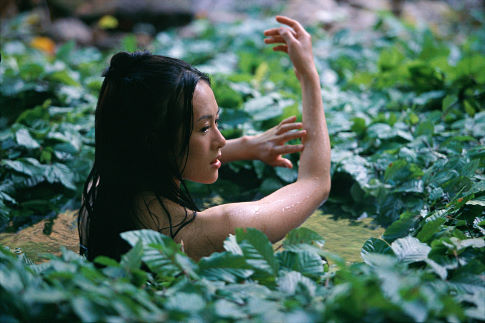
[199,252,253,282]
[451,237,485,250]
[19,62,44,80]
[44,163,76,190]
[275,166,298,183]
[361,238,394,265]
[165,293,206,313]
[383,212,420,243]
[417,216,446,243]
[71,297,99,322]
[48,70,80,87]
[277,271,316,296]
[442,94,457,111]
[121,34,137,52]
[15,128,40,149]
[466,196,485,206]
[351,117,366,136]
[121,240,143,271]
[56,40,75,62]
[367,123,393,139]
[236,228,279,282]
[243,95,288,121]
[338,154,372,188]
[223,234,243,255]
[283,227,325,250]
[214,299,247,319]
[94,256,120,268]
[391,236,431,263]
[415,120,434,137]
[424,258,447,280]
[121,230,180,276]
[220,108,249,127]
[1,158,40,177]
[378,46,405,71]
[277,250,324,277]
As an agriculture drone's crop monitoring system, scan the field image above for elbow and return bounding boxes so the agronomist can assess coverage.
[321,182,330,206]
[316,177,331,207]
[324,177,331,199]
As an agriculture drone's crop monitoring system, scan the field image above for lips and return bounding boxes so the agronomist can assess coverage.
[210,154,222,168]
[211,154,222,164]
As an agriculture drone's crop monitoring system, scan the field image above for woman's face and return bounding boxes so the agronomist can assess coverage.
[183,80,226,184]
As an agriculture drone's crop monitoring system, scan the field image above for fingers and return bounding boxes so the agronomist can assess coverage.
[274,157,293,169]
[263,28,281,36]
[276,15,305,34]
[264,27,297,37]
[273,143,304,155]
[279,130,306,142]
[264,35,285,44]
[280,115,297,124]
[278,27,297,44]
[276,122,303,135]
[272,45,288,53]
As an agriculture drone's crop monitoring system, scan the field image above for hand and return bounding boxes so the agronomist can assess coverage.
[264,16,317,80]
[249,116,306,168]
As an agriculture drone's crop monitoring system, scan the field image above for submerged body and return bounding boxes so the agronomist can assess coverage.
[79,16,331,262]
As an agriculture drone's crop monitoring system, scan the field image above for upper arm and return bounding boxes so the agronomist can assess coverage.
[194,179,329,247]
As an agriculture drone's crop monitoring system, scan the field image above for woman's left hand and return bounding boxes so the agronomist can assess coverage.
[249,115,306,168]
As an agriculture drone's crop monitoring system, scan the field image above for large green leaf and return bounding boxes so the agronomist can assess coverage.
[361,238,395,265]
[283,227,325,249]
[277,250,324,277]
[121,230,181,277]
[390,236,431,263]
[277,271,316,296]
[383,212,420,243]
[15,128,39,149]
[199,252,253,283]
[235,228,279,282]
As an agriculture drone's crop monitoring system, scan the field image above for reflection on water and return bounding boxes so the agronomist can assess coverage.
[301,210,384,263]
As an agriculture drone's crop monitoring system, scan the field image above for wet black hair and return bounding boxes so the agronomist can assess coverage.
[78,51,210,261]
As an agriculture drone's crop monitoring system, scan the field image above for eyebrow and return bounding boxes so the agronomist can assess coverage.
[197,108,220,122]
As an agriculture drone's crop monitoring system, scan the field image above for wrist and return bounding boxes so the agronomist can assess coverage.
[299,68,319,84]
[241,135,257,160]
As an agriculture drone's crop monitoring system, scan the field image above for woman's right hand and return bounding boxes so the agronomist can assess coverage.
[264,16,317,81]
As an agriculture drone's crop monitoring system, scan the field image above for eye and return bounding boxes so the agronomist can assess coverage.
[200,126,210,133]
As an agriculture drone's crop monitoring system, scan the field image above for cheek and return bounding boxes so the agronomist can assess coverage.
[188,135,204,159]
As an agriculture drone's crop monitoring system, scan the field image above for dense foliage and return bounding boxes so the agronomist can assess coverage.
[1,12,484,322]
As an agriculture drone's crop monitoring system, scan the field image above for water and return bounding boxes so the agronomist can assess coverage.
[300,209,384,263]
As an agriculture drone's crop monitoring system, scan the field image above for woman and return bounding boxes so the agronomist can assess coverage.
[79,16,331,261]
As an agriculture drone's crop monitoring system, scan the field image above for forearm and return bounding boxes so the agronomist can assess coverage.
[297,73,331,191]
[220,136,254,163]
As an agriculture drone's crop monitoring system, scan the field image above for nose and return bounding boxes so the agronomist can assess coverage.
[215,127,226,149]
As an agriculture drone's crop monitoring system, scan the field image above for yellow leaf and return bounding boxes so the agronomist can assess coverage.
[30,36,56,55]
[98,15,118,29]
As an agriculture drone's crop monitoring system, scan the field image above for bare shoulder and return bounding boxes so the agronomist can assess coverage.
[174,201,261,260]
[175,203,245,260]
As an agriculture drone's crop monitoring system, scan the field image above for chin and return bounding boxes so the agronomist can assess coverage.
[205,174,219,184]
[188,172,219,184]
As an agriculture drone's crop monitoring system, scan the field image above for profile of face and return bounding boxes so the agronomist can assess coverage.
[182,81,226,184]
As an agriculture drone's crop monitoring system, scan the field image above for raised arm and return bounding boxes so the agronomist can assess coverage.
[182,16,331,260]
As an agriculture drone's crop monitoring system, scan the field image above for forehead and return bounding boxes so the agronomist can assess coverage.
[192,81,218,118]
